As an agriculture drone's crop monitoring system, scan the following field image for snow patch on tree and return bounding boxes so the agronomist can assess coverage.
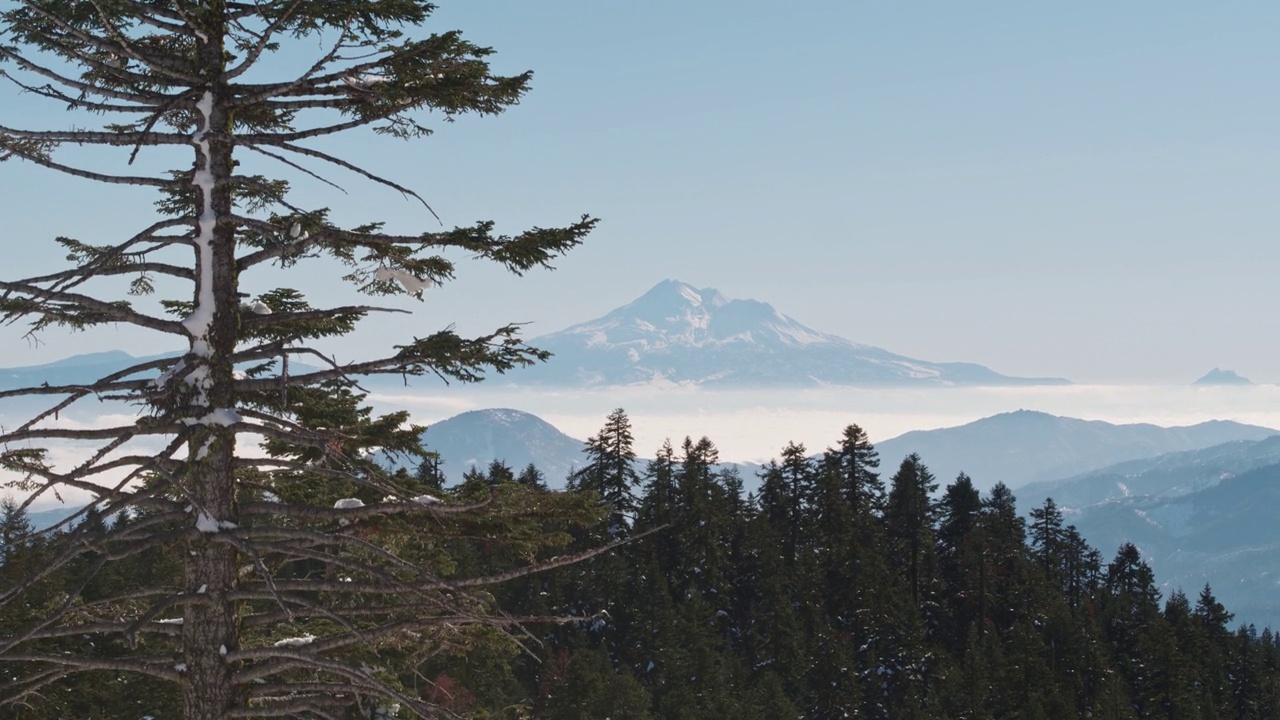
[273,634,317,647]
[375,265,434,294]
[182,90,218,366]
[194,512,237,533]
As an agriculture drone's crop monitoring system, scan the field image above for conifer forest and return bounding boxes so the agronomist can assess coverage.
[1,1,1279,718]
[5,411,1280,718]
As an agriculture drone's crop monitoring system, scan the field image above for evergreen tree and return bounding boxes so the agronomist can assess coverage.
[807,449,859,616]
[671,436,736,603]
[756,441,811,567]
[636,440,678,533]
[886,453,938,608]
[570,408,642,536]
[978,482,1029,631]
[0,2,597,718]
[0,497,33,564]
[517,462,550,491]
[731,506,808,702]
[412,452,447,492]
[1230,625,1267,720]
[1029,497,1067,582]
[1194,583,1235,716]
[1102,543,1167,716]
[1194,583,1235,640]
[817,427,894,694]
[936,473,983,652]
[832,423,885,516]
[1060,524,1102,612]
[936,473,981,572]
[485,458,518,485]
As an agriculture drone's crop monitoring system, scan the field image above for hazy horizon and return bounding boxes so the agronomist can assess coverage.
[8,380,1279,512]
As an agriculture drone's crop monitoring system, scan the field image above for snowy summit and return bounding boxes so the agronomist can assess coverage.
[517,279,1069,388]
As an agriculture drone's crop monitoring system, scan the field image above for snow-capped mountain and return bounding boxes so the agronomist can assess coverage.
[517,279,1069,387]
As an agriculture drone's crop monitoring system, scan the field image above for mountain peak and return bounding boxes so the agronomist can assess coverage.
[389,408,585,485]
[447,408,553,428]
[1194,368,1253,386]
[579,279,844,356]
[631,279,728,313]
[519,281,1070,388]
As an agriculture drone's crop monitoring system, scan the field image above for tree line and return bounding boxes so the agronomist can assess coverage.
[5,407,1278,719]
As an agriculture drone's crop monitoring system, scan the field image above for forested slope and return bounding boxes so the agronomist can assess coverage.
[3,412,1278,719]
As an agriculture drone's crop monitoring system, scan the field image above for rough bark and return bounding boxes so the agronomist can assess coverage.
[182,5,243,718]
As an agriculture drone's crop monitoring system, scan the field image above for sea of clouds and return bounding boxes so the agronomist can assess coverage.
[368,383,1280,464]
[7,383,1280,511]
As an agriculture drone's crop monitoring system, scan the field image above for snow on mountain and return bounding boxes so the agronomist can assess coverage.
[517,279,1069,387]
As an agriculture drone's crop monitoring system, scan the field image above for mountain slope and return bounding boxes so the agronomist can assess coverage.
[1061,461,1280,630]
[875,410,1279,492]
[517,279,1069,387]
[1018,435,1280,509]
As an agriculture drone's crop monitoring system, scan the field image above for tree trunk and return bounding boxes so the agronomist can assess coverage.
[183,6,243,718]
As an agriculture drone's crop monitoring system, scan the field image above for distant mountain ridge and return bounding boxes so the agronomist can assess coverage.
[0,350,177,391]
[517,279,1069,388]
[379,407,1277,501]
[0,350,320,394]
[873,410,1279,492]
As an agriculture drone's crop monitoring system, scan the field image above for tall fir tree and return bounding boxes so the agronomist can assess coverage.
[1029,497,1067,583]
[935,473,983,652]
[886,453,939,609]
[0,2,598,718]
[569,408,642,536]
[756,441,811,568]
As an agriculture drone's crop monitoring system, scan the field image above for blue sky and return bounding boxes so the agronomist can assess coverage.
[2,1,1279,383]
